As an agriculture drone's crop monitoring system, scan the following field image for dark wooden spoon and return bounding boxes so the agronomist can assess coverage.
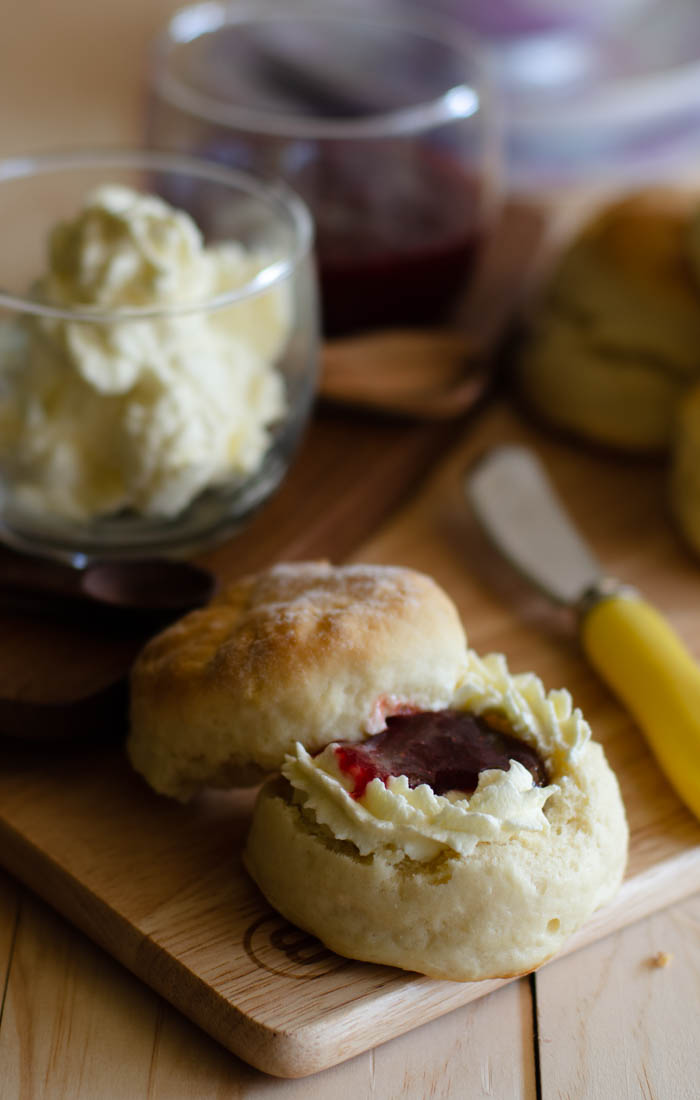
[0,547,216,617]
[0,549,216,742]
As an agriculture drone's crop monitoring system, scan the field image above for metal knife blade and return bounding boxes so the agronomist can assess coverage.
[465,442,700,825]
[465,444,604,607]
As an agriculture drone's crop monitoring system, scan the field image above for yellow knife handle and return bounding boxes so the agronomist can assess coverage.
[581,592,700,820]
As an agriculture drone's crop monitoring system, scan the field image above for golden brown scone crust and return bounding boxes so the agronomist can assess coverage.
[518,189,700,452]
[127,562,468,799]
[578,189,699,299]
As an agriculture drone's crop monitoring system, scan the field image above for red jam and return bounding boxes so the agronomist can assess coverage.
[332,709,548,800]
[316,159,484,336]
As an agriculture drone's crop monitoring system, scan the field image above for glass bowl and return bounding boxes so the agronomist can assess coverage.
[148,0,501,335]
[0,149,318,564]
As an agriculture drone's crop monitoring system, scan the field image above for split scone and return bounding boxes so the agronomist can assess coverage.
[127,562,468,799]
[245,651,628,981]
[517,189,700,452]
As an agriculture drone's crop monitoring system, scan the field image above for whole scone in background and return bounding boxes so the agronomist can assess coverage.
[518,189,700,453]
[670,381,700,554]
[127,561,468,800]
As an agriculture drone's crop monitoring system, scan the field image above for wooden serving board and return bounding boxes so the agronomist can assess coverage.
[1,401,700,1078]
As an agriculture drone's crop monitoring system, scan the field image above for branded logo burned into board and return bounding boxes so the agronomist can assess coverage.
[243,913,350,979]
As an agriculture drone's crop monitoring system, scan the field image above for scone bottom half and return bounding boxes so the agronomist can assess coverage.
[244,650,629,983]
[126,561,469,800]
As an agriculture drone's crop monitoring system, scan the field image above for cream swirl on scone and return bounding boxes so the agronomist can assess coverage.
[285,747,554,861]
[245,650,628,982]
[282,654,590,861]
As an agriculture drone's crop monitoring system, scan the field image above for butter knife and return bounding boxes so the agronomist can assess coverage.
[466,443,700,821]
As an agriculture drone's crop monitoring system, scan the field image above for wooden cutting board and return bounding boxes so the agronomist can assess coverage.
[1,400,700,1079]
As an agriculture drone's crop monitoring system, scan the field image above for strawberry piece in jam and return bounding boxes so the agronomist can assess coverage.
[332,709,548,799]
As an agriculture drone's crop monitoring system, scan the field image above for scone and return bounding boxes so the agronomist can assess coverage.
[684,202,700,291]
[669,381,700,556]
[245,650,628,982]
[127,561,468,799]
[518,189,700,452]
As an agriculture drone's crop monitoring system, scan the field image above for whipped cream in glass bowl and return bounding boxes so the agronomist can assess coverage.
[0,150,318,563]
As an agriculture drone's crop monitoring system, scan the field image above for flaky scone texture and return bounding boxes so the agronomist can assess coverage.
[518,189,700,452]
[244,651,628,982]
[127,561,468,800]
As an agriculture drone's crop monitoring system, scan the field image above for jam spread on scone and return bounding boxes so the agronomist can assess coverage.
[332,709,549,799]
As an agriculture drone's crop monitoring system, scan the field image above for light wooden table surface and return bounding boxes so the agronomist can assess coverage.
[1,2,700,1097]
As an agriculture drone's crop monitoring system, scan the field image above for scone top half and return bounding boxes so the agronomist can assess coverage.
[128,562,468,800]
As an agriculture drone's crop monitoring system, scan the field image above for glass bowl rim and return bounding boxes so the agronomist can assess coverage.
[0,148,314,322]
[152,0,495,141]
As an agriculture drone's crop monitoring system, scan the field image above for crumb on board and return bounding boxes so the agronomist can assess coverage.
[650,951,673,969]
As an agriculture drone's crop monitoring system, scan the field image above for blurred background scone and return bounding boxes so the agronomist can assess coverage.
[127,562,468,800]
[245,651,628,982]
[518,190,700,452]
[670,382,700,556]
